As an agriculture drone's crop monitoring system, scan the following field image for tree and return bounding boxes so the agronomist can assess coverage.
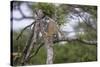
[11,1,97,66]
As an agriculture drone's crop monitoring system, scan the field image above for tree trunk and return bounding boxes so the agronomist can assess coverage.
[44,37,53,64]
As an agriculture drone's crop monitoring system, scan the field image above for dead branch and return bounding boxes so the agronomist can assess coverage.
[16,21,35,40]
[21,20,41,65]
[27,42,44,62]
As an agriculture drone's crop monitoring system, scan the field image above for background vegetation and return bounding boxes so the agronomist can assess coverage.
[12,31,97,65]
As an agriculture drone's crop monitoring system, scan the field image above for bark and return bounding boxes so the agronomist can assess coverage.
[21,21,40,65]
[44,37,53,64]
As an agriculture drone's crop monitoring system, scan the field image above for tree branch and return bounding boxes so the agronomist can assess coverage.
[54,37,97,45]
[11,2,34,21]
[12,16,34,21]
[27,42,44,62]
[26,37,97,63]
[16,21,35,40]
[78,13,96,31]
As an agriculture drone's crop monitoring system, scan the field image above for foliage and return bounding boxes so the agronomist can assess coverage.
[32,3,55,17]
[12,31,97,65]
[32,2,66,25]
[75,22,97,40]
[53,42,97,63]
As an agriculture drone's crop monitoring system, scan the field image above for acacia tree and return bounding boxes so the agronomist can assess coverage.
[11,1,97,66]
